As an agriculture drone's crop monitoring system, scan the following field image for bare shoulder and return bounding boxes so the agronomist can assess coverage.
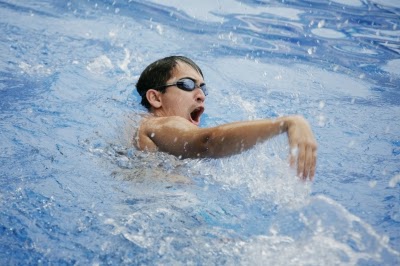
[135,116,198,151]
[134,115,158,151]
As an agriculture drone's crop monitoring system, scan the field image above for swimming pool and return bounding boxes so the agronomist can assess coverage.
[0,0,399,264]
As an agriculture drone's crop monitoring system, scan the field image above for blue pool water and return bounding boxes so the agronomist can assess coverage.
[1,0,399,264]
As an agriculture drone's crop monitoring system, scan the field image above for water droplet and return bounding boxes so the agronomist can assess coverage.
[368,180,377,188]
[318,20,325,28]
[318,114,326,127]
[388,174,400,188]
[156,25,163,35]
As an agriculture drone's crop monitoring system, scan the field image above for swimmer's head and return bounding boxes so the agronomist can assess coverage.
[136,56,204,110]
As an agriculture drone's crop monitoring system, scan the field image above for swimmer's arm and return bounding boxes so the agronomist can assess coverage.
[139,115,317,179]
[139,116,281,157]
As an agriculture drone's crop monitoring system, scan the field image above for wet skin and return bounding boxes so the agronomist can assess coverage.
[136,61,317,180]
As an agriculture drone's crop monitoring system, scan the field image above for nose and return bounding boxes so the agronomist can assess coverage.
[195,88,205,103]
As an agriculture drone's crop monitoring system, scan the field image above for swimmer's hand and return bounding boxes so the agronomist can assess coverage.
[286,116,317,181]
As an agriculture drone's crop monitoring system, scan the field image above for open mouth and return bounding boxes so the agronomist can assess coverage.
[190,107,204,126]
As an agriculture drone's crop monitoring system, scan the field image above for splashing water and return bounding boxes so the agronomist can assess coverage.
[1,0,399,265]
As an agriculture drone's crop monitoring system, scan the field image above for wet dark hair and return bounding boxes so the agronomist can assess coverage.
[136,56,204,110]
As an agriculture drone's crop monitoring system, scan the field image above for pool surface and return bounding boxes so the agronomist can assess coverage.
[1,0,399,265]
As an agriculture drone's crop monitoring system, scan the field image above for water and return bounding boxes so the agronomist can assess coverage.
[1,0,399,264]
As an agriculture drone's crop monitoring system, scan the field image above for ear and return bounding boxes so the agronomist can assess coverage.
[146,89,163,109]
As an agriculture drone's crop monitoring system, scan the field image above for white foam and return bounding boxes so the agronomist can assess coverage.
[196,135,312,209]
[18,61,52,75]
[382,59,400,76]
[86,55,113,74]
[118,48,132,75]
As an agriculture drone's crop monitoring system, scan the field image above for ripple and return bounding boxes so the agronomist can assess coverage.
[330,0,363,7]
[370,0,400,8]
[311,28,346,39]
[147,0,303,22]
[332,44,379,55]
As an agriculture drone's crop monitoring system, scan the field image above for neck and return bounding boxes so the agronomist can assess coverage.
[151,108,167,118]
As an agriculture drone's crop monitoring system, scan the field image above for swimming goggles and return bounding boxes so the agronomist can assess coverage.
[154,78,208,96]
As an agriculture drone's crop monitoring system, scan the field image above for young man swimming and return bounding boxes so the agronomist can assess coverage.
[135,56,317,180]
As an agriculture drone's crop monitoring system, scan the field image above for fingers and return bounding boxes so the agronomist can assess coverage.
[303,145,312,179]
[297,144,306,180]
[289,146,298,167]
[291,143,317,181]
[309,148,317,180]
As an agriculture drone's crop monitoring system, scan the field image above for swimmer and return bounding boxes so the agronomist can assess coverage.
[135,56,317,180]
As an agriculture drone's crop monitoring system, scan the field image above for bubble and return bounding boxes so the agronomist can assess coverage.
[368,180,377,188]
[156,25,163,35]
[108,31,117,38]
[388,174,400,188]
[318,115,326,127]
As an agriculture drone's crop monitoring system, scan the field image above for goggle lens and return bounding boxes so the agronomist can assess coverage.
[176,79,208,96]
